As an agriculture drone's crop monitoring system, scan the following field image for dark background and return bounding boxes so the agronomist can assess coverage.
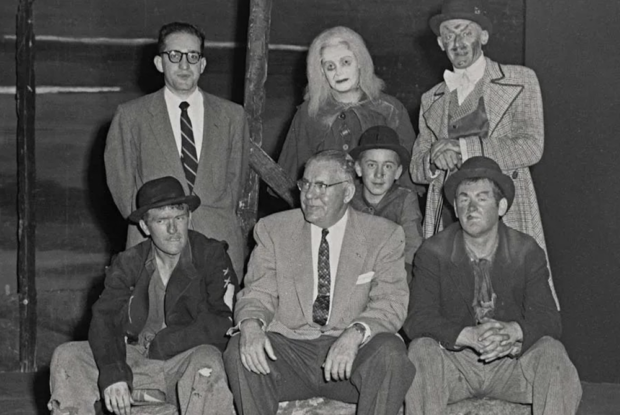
[0,0,617,383]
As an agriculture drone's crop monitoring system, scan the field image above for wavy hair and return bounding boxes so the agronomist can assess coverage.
[305,26,385,119]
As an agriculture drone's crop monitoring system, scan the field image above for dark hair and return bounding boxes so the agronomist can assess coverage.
[142,203,189,222]
[157,22,205,54]
[457,178,505,205]
[306,150,356,182]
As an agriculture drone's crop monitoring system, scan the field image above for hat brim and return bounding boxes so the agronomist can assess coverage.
[349,143,411,168]
[430,13,492,36]
[444,167,515,209]
[128,194,201,223]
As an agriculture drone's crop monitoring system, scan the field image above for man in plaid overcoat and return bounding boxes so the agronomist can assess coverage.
[410,0,558,305]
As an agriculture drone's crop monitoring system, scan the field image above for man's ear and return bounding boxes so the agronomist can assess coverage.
[139,219,151,237]
[199,56,207,74]
[498,198,508,217]
[437,36,446,51]
[480,30,489,46]
[394,165,403,180]
[343,181,356,204]
[154,55,164,74]
[354,161,363,177]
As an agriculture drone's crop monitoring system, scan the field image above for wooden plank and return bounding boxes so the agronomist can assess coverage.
[249,141,296,207]
[16,0,37,372]
[239,0,274,235]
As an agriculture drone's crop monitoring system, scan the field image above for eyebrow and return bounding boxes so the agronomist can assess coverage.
[443,22,475,34]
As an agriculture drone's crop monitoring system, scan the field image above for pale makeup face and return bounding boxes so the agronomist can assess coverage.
[454,179,507,238]
[354,149,403,205]
[438,19,488,69]
[300,160,354,229]
[320,42,362,102]
[154,32,207,98]
[139,205,190,258]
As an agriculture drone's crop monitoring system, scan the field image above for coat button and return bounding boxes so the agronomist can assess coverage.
[512,171,519,179]
[343,144,349,151]
[339,112,346,119]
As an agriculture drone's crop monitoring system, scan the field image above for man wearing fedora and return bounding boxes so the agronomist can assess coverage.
[402,157,581,415]
[409,0,559,306]
[48,176,238,415]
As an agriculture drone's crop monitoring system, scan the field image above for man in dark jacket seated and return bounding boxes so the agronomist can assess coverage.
[48,176,239,415]
[403,157,581,415]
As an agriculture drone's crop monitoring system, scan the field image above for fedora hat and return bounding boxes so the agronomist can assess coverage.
[444,156,514,208]
[430,0,493,36]
[349,125,411,167]
[128,176,201,223]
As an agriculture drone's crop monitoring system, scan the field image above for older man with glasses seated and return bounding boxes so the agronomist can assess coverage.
[224,150,414,415]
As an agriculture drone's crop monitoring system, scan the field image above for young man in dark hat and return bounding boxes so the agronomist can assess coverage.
[48,176,238,415]
[409,0,559,307]
[403,157,581,415]
[349,126,423,284]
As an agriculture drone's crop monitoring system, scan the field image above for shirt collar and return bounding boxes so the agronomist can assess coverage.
[164,87,202,109]
[310,208,349,234]
[453,52,486,83]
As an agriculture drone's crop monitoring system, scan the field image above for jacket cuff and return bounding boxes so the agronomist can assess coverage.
[97,361,133,394]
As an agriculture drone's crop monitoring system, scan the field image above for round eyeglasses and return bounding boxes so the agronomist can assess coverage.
[297,179,349,194]
[161,50,203,64]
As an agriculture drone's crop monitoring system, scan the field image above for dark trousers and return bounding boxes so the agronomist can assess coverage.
[224,332,414,415]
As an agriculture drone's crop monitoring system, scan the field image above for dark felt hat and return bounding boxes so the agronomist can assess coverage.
[128,176,201,223]
[444,156,514,208]
[349,126,411,167]
[430,0,493,36]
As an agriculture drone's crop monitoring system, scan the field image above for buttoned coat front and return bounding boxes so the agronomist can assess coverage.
[104,88,249,278]
[234,208,409,340]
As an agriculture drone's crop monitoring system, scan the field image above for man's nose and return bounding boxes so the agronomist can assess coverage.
[179,55,190,69]
[467,201,479,212]
[167,220,177,233]
[375,167,385,177]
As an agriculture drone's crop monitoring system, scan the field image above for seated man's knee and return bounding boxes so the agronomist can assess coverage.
[223,335,241,367]
[51,341,90,369]
[407,337,441,361]
[188,344,225,368]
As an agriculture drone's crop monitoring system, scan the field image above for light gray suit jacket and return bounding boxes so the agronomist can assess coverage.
[235,208,409,340]
[104,88,249,277]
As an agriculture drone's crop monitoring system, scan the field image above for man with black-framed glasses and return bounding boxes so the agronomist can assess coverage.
[105,21,249,281]
[224,150,414,415]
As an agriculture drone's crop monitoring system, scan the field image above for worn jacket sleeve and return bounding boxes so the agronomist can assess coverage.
[354,225,409,336]
[88,253,140,393]
[402,245,465,348]
[410,92,442,185]
[513,242,562,354]
[104,104,137,219]
[229,107,250,208]
[461,67,544,170]
[234,219,280,326]
[148,241,239,359]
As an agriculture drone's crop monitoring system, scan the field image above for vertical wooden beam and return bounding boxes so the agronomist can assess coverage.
[16,0,37,372]
[239,0,273,235]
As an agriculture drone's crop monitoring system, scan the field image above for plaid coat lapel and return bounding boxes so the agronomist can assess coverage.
[484,59,524,138]
[422,84,451,141]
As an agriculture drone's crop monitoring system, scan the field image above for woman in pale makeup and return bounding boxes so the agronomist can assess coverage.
[277,26,417,191]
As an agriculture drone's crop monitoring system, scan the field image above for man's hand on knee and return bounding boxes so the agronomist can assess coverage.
[104,381,133,415]
[479,320,523,362]
[239,319,277,375]
[323,327,364,382]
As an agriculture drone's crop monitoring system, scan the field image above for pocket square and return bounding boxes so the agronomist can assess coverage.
[356,271,375,285]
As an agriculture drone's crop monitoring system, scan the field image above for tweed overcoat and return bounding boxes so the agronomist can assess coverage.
[234,208,409,340]
[104,88,249,278]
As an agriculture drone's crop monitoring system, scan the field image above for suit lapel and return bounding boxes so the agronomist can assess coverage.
[148,89,186,180]
[490,223,515,294]
[164,239,197,315]
[328,210,367,327]
[449,229,476,319]
[193,91,221,190]
[484,59,524,138]
[289,220,315,323]
[422,84,451,141]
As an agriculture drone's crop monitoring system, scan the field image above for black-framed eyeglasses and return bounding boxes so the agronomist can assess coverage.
[297,179,349,194]
[161,50,202,64]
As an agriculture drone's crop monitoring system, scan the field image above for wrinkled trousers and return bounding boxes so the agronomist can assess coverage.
[48,341,234,415]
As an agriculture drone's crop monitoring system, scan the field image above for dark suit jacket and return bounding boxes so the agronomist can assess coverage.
[104,88,249,277]
[88,230,239,393]
[235,208,409,340]
[403,222,560,355]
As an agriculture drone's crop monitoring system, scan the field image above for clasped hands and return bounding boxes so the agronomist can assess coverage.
[239,319,364,381]
[456,319,523,363]
[430,138,462,171]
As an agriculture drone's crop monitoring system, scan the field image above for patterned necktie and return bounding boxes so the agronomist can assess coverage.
[179,101,198,193]
[313,228,330,326]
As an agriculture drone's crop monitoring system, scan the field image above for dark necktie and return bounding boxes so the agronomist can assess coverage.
[179,101,198,193]
[313,229,330,326]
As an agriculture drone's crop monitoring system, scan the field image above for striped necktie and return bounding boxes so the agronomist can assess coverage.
[179,101,198,193]
[313,228,331,326]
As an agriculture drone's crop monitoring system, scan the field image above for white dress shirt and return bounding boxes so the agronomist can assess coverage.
[443,52,487,105]
[164,87,204,159]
